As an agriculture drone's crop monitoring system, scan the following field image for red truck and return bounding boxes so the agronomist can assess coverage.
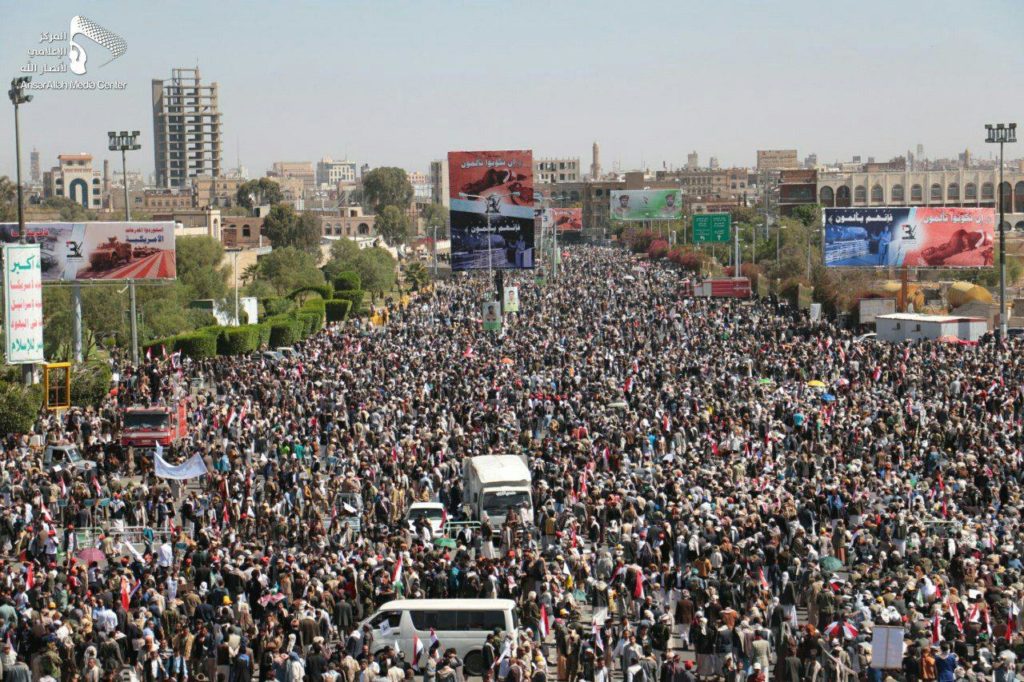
[120,402,188,448]
[693,277,752,299]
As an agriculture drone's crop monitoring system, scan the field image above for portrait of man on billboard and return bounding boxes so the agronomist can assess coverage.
[614,193,631,219]
[661,192,678,218]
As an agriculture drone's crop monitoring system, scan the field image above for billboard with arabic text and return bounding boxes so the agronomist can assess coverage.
[824,208,995,268]
[3,244,45,364]
[0,222,176,281]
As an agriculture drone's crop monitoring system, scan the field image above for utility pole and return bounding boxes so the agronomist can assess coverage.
[108,131,142,364]
[986,123,1017,339]
[9,77,34,384]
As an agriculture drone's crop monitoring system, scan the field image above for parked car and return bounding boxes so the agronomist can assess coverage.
[43,444,96,475]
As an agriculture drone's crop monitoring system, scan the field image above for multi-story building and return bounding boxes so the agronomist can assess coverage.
[776,169,818,216]
[320,207,376,239]
[756,149,799,172]
[152,67,223,189]
[163,208,222,241]
[142,189,194,212]
[269,162,315,191]
[534,157,581,184]
[407,171,432,201]
[221,216,266,249]
[814,168,1024,229]
[686,151,699,170]
[43,154,103,208]
[429,159,450,208]
[316,158,357,186]
[192,175,244,208]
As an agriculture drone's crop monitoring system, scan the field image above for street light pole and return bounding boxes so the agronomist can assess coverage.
[9,77,33,384]
[226,248,241,325]
[986,122,1017,339]
[108,130,142,364]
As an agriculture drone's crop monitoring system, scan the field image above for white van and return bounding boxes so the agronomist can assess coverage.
[360,599,518,676]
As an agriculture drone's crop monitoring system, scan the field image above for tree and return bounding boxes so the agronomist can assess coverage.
[235,178,283,209]
[421,203,449,239]
[261,204,322,256]
[322,238,363,281]
[361,167,413,215]
[375,206,410,246]
[0,176,16,222]
[791,204,821,229]
[254,247,326,295]
[175,236,230,300]
[351,247,396,302]
[403,261,431,291]
[42,196,95,221]
[240,262,261,285]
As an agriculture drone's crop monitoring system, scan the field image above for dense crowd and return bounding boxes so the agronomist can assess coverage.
[2,246,1024,682]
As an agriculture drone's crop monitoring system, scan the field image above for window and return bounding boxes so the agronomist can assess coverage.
[965,183,977,200]
[891,184,904,202]
[242,225,251,237]
[92,178,100,185]
[369,611,400,630]
[410,610,504,631]
[911,184,923,202]
[595,189,604,197]
[947,183,959,200]
[871,185,883,203]
[854,186,866,203]
[819,186,834,207]
[982,183,994,200]
[930,184,942,201]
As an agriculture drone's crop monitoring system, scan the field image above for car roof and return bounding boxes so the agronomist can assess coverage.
[376,598,516,611]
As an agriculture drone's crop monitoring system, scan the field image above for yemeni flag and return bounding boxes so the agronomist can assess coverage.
[411,634,423,664]
[633,570,644,599]
[392,556,403,586]
[539,605,551,639]
[872,367,882,382]
[25,563,34,590]
[120,575,131,611]
[759,568,770,590]
[949,605,963,633]
[931,613,942,644]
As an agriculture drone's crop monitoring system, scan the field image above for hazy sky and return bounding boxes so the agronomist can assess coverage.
[2,0,1022,181]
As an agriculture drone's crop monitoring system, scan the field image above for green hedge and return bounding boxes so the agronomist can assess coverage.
[173,330,219,359]
[289,284,334,301]
[262,297,294,317]
[325,299,353,323]
[296,312,320,337]
[333,289,364,313]
[143,338,174,357]
[256,323,272,348]
[301,299,326,314]
[269,318,302,347]
[218,325,260,355]
[333,271,361,292]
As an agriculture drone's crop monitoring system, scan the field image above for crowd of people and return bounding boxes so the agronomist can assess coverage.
[1,246,1023,682]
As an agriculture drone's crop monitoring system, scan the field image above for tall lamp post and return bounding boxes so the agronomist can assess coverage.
[226,248,242,325]
[985,123,1017,339]
[9,77,33,384]
[108,130,142,364]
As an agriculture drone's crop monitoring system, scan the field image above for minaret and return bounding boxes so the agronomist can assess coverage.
[103,159,111,209]
[590,141,601,181]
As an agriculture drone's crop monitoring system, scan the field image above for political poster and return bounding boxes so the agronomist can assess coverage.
[610,190,681,221]
[870,625,904,669]
[546,208,583,232]
[482,300,502,331]
[3,243,45,364]
[0,222,176,281]
[824,208,995,268]
[503,286,520,313]
[448,151,534,271]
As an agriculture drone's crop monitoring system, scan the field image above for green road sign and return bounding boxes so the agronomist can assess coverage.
[692,213,732,243]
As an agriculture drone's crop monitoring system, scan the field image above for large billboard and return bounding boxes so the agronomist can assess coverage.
[448,150,534,271]
[824,208,995,268]
[0,222,177,281]
[609,190,681,221]
[541,208,583,233]
[3,244,45,364]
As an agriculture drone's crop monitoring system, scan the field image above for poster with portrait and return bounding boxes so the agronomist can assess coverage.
[609,190,681,221]
[502,286,520,313]
[482,300,502,331]
[448,150,534,271]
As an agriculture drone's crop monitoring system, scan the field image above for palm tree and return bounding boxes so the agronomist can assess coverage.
[241,263,261,285]
[404,262,431,291]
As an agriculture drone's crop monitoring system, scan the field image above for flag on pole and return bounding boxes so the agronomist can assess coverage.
[759,568,770,590]
[539,605,550,639]
[120,575,131,611]
[392,556,403,586]
[25,563,34,590]
[633,570,644,599]
[931,613,942,644]
[411,634,423,664]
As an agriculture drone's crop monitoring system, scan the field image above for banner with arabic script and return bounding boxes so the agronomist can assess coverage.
[3,244,45,364]
[448,151,534,271]
[0,222,176,281]
[824,208,995,268]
